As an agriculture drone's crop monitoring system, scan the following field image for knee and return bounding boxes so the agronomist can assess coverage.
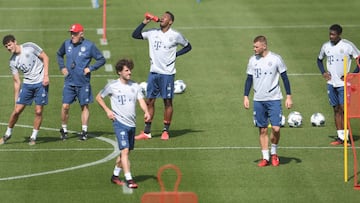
[334,106,344,114]
[12,106,25,116]
[12,109,22,117]
[147,99,155,106]
[81,105,89,111]
[164,99,173,107]
[272,126,281,134]
[259,128,268,135]
[62,104,70,112]
[35,109,43,117]
[120,148,130,157]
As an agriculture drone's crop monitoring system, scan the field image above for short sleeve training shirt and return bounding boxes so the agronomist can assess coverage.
[318,39,360,87]
[142,28,189,75]
[99,80,144,127]
[9,42,44,84]
[246,51,287,101]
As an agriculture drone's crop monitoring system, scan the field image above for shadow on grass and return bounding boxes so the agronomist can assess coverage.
[17,129,203,144]
[254,156,302,166]
[135,174,158,183]
[150,128,204,139]
[20,130,114,144]
[347,171,360,182]
[328,134,360,143]
[87,129,204,140]
[89,131,115,138]
[350,135,360,142]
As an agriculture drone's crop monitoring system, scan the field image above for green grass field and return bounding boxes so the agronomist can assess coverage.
[1,0,360,202]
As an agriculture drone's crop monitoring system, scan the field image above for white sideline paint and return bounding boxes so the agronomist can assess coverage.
[0,122,358,181]
[0,122,119,181]
[97,28,104,35]
[0,7,93,11]
[100,38,108,45]
[103,50,111,59]
[0,148,112,152]
[0,73,320,78]
[135,146,360,150]
[104,64,113,72]
[1,24,360,33]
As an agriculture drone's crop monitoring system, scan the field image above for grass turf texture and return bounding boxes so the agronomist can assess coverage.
[1,0,360,202]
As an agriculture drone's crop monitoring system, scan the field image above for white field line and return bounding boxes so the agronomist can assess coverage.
[0,121,359,181]
[1,146,358,152]
[1,146,358,153]
[1,24,360,33]
[0,148,112,152]
[135,146,360,150]
[0,7,358,31]
[0,122,119,181]
[0,73,320,79]
[0,7,93,11]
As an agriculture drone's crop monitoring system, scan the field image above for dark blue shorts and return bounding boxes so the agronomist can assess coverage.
[327,84,344,106]
[146,72,174,99]
[112,120,135,150]
[62,84,93,106]
[253,100,282,127]
[17,82,49,106]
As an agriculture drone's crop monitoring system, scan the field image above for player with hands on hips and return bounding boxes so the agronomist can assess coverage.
[243,35,292,167]
[132,11,192,140]
[96,58,150,189]
[317,24,360,146]
[56,23,105,141]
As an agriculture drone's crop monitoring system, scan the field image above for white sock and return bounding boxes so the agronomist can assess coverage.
[337,130,344,140]
[5,127,12,136]
[124,172,132,181]
[31,129,38,140]
[82,125,88,132]
[341,130,350,141]
[61,124,68,133]
[113,166,122,177]
[262,150,270,161]
[270,144,278,155]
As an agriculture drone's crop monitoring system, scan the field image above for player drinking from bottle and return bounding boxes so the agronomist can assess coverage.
[132,11,192,140]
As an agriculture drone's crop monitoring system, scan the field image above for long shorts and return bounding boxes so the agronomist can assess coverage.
[17,82,49,106]
[327,84,344,106]
[62,84,93,106]
[253,100,282,128]
[113,120,135,151]
[146,72,174,99]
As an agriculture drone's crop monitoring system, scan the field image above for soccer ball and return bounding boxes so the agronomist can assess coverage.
[310,112,325,127]
[174,80,186,94]
[139,81,147,96]
[287,111,302,127]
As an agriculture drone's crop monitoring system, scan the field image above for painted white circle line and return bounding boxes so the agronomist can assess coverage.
[0,122,119,181]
